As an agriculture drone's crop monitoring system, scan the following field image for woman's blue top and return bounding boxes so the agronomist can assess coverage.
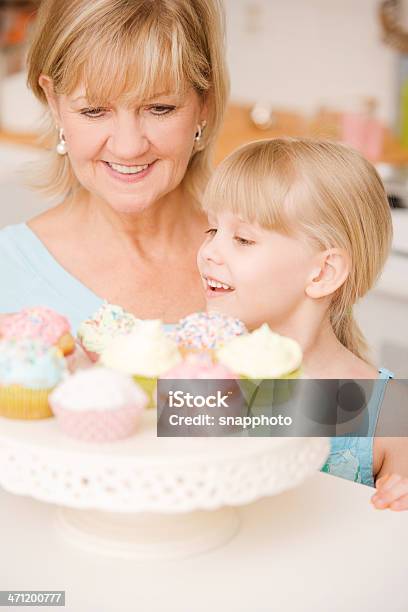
[0,223,103,332]
[0,223,393,487]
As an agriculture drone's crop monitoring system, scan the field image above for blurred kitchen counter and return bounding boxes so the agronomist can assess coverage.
[214,105,408,166]
[0,128,38,147]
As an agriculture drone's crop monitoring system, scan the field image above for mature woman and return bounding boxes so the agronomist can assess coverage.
[0,0,229,332]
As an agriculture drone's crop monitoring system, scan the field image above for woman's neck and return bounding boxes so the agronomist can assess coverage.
[66,186,206,258]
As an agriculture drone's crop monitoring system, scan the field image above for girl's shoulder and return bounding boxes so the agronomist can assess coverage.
[341,341,380,378]
[316,342,379,379]
[349,360,379,379]
[333,347,379,379]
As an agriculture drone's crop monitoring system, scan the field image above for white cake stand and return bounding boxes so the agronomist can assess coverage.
[0,411,329,559]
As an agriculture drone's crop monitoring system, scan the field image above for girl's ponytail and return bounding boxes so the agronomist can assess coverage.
[331,310,370,363]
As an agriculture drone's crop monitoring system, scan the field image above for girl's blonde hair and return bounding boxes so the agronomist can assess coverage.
[203,138,392,362]
[26,0,229,204]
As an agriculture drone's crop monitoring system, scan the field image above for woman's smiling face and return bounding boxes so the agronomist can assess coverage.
[197,210,316,330]
[40,79,206,213]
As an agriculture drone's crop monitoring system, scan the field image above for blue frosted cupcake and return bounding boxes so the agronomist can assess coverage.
[0,338,68,419]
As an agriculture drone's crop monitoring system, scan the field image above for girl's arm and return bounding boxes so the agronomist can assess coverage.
[371,380,408,510]
[371,463,408,511]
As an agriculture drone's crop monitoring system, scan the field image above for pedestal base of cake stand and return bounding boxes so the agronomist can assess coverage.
[56,506,240,560]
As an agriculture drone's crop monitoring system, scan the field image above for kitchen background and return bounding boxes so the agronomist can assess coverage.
[0,0,407,375]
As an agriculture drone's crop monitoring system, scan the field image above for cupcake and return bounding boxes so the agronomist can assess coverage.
[50,367,148,442]
[77,301,139,362]
[216,323,302,379]
[216,323,302,410]
[100,319,182,408]
[171,311,247,357]
[0,306,75,356]
[159,353,244,435]
[0,338,68,419]
[160,352,237,380]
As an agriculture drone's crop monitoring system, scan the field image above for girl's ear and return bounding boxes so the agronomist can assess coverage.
[38,75,62,126]
[305,248,350,299]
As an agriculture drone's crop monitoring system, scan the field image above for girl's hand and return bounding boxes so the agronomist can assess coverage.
[371,474,408,511]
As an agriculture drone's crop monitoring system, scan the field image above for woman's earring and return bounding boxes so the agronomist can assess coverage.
[194,120,207,147]
[56,128,67,155]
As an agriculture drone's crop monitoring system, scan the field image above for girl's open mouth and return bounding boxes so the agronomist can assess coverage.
[204,276,235,294]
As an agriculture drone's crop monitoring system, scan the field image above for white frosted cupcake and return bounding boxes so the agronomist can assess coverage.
[77,302,139,362]
[49,367,148,442]
[100,319,182,408]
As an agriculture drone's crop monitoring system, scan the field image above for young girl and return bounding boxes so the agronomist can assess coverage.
[197,137,408,511]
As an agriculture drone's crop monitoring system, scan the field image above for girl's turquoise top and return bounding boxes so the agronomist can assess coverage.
[0,223,393,487]
[321,368,394,487]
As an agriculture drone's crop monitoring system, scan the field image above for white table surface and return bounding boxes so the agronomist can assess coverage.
[1,471,407,612]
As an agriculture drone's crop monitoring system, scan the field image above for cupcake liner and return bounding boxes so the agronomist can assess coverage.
[283,367,302,380]
[58,332,76,356]
[51,402,142,442]
[239,368,302,414]
[178,346,216,361]
[78,339,100,363]
[65,348,77,373]
[133,375,157,409]
[0,385,53,419]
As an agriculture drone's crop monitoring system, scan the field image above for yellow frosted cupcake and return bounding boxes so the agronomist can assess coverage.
[0,338,68,419]
[216,323,302,378]
[100,319,182,408]
[216,323,303,410]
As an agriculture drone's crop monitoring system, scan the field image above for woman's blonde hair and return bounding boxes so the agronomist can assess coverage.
[27,0,229,204]
[203,138,392,362]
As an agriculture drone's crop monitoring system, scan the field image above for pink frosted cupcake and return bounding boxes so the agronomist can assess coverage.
[160,352,237,380]
[159,354,243,435]
[160,353,238,404]
[49,367,148,442]
[0,307,75,356]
